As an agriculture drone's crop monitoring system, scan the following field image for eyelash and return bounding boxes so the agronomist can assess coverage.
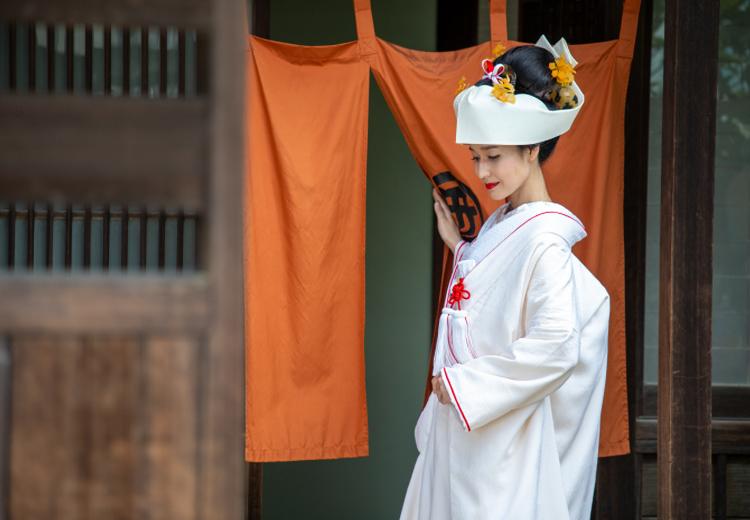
[471,155,500,162]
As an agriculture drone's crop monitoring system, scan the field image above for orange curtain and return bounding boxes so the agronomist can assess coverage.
[244,36,371,462]
[357,0,639,457]
[245,0,640,462]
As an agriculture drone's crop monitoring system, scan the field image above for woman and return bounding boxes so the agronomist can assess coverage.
[399,37,610,520]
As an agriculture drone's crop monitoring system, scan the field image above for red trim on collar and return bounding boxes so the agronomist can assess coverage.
[457,210,584,283]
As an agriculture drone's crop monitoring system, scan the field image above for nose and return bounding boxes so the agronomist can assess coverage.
[476,160,492,181]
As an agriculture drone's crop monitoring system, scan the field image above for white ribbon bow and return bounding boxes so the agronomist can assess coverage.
[480,59,508,86]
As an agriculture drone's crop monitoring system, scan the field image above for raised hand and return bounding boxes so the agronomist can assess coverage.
[432,188,462,253]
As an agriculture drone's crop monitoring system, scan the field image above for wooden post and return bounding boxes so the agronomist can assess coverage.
[196,0,248,517]
[657,0,719,517]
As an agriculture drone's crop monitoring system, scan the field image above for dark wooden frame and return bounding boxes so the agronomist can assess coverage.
[657,0,719,517]
[0,1,248,518]
[197,0,248,515]
[0,0,210,30]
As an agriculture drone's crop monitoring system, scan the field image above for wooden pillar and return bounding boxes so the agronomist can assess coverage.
[657,0,719,517]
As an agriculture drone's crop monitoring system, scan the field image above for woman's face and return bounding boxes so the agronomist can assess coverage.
[467,144,538,201]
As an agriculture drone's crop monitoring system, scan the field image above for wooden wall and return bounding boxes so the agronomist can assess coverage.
[0,1,248,518]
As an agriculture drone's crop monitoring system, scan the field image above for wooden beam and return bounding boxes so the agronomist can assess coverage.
[0,338,10,520]
[637,419,750,455]
[644,384,750,418]
[0,0,210,30]
[197,0,248,517]
[657,0,719,517]
[0,94,207,209]
[0,274,210,333]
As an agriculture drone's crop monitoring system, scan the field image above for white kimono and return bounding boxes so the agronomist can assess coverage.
[399,200,610,520]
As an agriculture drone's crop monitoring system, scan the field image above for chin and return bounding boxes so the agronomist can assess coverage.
[489,189,510,201]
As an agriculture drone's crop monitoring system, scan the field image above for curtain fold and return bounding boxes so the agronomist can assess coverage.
[244,35,371,462]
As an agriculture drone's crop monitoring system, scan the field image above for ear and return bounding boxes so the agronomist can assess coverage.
[527,144,541,163]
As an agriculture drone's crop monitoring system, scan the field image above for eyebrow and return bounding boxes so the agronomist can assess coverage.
[468,145,501,152]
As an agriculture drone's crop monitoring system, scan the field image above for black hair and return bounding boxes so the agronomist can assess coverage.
[475,45,560,166]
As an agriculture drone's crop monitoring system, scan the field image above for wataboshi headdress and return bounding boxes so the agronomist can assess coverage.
[453,35,584,145]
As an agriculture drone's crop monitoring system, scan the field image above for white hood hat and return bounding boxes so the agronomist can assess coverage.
[454,35,584,145]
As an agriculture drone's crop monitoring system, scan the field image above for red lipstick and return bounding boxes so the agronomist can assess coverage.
[485,182,499,190]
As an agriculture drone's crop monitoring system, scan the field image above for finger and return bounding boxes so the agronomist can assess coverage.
[438,198,453,220]
[434,198,450,221]
[432,189,448,211]
[436,192,450,212]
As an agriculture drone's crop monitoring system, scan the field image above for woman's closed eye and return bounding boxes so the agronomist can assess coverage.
[471,155,500,162]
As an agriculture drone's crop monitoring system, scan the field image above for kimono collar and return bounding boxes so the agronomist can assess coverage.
[462,200,587,264]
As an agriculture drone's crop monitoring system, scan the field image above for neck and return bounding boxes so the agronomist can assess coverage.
[508,162,551,210]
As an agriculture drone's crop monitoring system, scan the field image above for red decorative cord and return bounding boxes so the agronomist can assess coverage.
[448,277,471,307]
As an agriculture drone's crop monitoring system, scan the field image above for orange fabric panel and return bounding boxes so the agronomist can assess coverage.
[244,35,371,462]
[358,0,640,457]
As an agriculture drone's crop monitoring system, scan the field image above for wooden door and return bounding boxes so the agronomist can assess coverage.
[0,1,249,518]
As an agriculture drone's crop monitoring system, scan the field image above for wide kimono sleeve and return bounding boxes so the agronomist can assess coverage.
[440,235,580,432]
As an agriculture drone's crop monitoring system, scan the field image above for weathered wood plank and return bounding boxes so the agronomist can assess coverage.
[197,0,247,516]
[727,456,750,517]
[10,336,141,518]
[636,418,750,454]
[0,0,210,30]
[140,335,199,520]
[0,95,207,209]
[9,335,201,519]
[641,455,657,517]
[644,384,750,418]
[0,274,210,333]
[658,0,719,517]
[0,338,10,520]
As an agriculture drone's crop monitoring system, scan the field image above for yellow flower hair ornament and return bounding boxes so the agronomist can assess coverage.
[481,59,516,104]
[549,55,576,86]
[548,55,579,109]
